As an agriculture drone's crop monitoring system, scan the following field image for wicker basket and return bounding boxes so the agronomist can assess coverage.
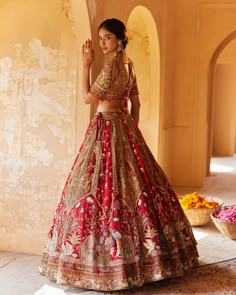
[182,197,223,227]
[211,206,236,240]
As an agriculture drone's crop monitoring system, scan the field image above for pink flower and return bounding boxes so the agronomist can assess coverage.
[214,205,236,222]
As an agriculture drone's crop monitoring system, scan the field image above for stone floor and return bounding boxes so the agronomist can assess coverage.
[0,156,236,295]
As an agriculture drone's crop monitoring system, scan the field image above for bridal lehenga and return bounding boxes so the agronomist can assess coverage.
[39,54,198,291]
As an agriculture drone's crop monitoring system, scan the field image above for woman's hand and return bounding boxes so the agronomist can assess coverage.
[81,39,97,104]
[82,39,95,66]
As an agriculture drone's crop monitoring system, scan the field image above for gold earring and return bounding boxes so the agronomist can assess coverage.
[117,43,122,53]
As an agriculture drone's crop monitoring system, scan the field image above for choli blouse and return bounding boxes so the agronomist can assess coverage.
[89,54,139,102]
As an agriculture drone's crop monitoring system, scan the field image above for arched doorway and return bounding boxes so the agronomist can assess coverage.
[126,6,160,160]
[207,30,236,174]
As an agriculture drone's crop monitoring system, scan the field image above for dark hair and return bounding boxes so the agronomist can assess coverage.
[98,18,128,49]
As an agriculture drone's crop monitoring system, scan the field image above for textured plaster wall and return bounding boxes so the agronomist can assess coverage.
[0,0,77,254]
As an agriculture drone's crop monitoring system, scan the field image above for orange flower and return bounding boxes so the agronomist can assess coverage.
[179,192,219,209]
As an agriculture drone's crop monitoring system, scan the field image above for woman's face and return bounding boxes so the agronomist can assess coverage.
[98,27,120,55]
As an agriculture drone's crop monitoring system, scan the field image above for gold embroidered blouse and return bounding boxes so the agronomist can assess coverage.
[89,54,139,102]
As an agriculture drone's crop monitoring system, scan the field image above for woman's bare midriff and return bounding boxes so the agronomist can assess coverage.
[96,99,123,112]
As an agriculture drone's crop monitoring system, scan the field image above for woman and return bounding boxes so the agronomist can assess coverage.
[39,18,198,291]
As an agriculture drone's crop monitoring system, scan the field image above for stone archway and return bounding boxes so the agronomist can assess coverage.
[207,30,236,174]
[126,6,160,160]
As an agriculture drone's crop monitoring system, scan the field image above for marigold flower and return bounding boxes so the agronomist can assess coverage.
[179,192,219,209]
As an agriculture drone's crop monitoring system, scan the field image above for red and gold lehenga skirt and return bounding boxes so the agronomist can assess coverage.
[39,111,198,291]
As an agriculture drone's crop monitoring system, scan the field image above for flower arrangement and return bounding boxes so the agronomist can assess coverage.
[179,192,220,209]
[178,192,223,226]
[212,205,236,222]
[211,205,236,239]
